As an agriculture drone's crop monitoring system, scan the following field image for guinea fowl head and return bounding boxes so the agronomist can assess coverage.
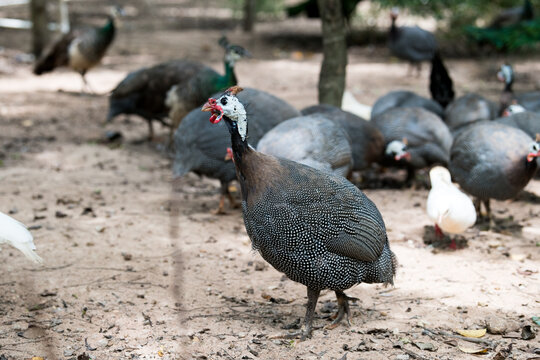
[385,139,410,161]
[429,166,451,186]
[502,101,526,117]
[497,64,513,85]
[201,86,248,140]
[390,7,399,20]
[527,136,540,162]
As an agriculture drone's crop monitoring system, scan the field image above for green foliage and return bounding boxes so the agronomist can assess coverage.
[465,18,540,50]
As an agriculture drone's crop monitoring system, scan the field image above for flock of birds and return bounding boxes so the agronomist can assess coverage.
[2,5,540,340]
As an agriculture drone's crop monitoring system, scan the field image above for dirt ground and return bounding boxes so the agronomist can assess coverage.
[1,1,539,359]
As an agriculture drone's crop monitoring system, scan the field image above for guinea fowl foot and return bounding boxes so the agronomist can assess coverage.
[325,291,357,329]
[212,195,227,215]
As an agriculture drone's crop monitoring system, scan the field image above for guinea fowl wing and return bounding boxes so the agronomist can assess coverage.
[244,156,387,266]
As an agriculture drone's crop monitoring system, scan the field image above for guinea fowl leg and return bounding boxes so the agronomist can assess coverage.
[80,73,95,94]
[212,182,230,215]
[147,120,154,141]
[278,287,321,340]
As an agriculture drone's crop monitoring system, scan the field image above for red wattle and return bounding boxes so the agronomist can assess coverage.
[209,114,219,123]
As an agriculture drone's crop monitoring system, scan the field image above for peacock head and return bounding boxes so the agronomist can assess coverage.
[527,135,540,162]
[219,36,251,66]
[202,86,248,140]
[497,63,513,85]
[385,139,410,162]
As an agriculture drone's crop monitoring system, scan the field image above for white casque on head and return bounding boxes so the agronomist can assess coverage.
[217,94,248,141]
[498,64,513,84]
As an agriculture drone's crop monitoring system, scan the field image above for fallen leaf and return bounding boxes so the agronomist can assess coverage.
[456,328,487,338]
[31,357,45,360]
[457,343,488,354]
[158,350,164,357]
[22,119,33,127]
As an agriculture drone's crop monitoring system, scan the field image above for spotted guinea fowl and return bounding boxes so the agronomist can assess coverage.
[371,90,444,119]
[373,107,453,183]
[0,212,43,264]
[257,114,353,177]
[165,37,250,136]
[449,122,540,218]
[173,87,300,214]
[388,8,437,75]
[108,37,249,140]
[427,166,476,248]
[497,63,540,114]
[495,110,540,139]
[202,86,397,340]
[444,93,497,135]
[301,104,385,172]
[429,51,454,108]
[33,7,122,91]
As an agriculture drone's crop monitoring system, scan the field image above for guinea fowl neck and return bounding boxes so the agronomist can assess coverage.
[504,80,513,93]
[223,115,249,165]
[390,18,398,39]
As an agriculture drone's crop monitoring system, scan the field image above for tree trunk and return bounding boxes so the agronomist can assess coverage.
[243,0,256,32]
[317,0,347,107]
[30,0,48,57]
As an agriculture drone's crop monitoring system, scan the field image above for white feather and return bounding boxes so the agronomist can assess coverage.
[427,167,476,234]
[341,90,372,120]
[0,212,43,264]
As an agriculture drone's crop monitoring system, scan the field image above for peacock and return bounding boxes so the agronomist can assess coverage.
[165,37,250,137]
[33,6,123,91]
[108,37,249,140]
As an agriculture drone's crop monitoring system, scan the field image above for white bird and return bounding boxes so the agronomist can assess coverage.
[341,90,372,120]
[427,166,476,242]
[0,212,43,264]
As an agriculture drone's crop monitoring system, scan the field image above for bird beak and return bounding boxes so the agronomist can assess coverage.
[201,99,223,124]
[395,152,411,161]
[527,150,540,162]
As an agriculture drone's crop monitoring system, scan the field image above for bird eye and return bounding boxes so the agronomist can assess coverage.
[220,97,228,106]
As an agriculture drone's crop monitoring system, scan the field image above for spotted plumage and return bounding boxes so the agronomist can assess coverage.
[202,87,397,339]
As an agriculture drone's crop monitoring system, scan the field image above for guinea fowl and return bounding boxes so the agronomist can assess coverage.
[165,37,250,136]
[202,86,397,340]
[497,63,540,114]
[444,93,497,135]
[426,166,476,248]
[449,122,540,219]
[108,37,250,140]
[301,104,385,172]
[0,212,43,264]
[429,51,454,108]
[257,114,353,177]
[495,110,540,139]
[388,8,437,75]
[173,87,300,214]
[373,107,453,183]
[33,7,122,91]
[371,90,444,119]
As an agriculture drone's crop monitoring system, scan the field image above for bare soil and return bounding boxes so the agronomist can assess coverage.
[0,2,539,359]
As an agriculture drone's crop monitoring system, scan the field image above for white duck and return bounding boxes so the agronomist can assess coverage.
[0,212,43,264]
[427,167,476,245]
